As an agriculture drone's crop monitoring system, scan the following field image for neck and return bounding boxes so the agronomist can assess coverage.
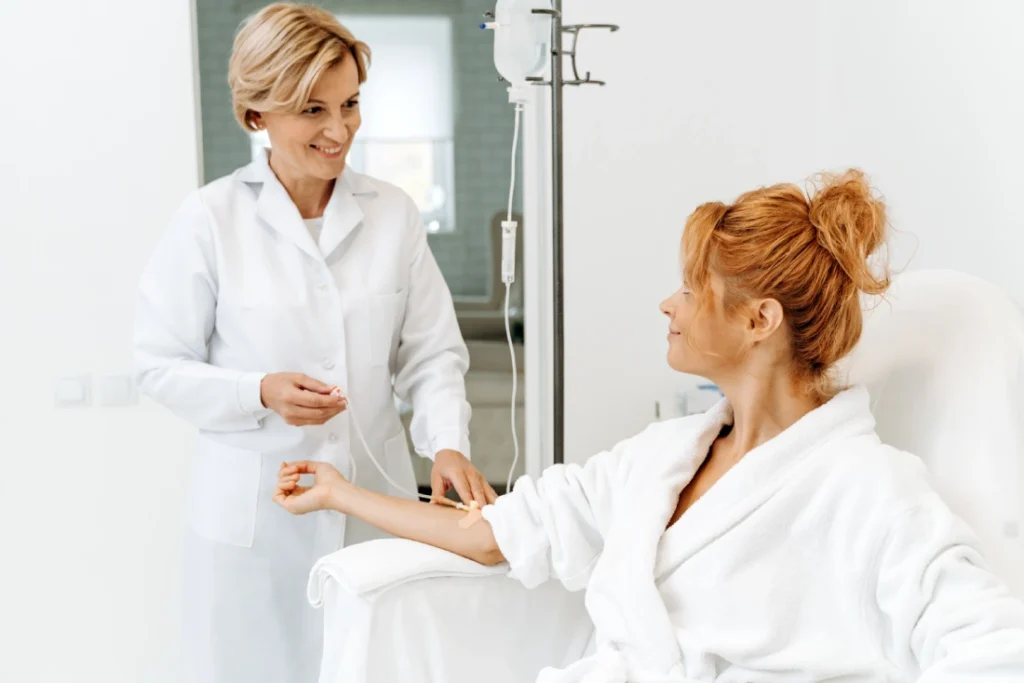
[268,152,334,218]
[713,369,820,460]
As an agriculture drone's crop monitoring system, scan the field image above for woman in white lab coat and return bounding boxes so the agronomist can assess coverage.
[132,4,496,682]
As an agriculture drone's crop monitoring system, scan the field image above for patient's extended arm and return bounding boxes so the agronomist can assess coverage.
[274,461,505,566]
[276,428,632,579]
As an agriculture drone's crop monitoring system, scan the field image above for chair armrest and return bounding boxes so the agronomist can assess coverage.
[309,538,594,683]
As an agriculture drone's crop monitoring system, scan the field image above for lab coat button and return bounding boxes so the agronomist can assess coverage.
[327,433,339,444]
[322,358,335,369]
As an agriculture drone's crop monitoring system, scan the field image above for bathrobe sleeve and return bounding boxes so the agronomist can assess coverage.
[480,434,637,591]
[875,497,1024,679]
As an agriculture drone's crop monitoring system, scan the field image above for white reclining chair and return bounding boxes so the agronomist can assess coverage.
[307,269,1024,683]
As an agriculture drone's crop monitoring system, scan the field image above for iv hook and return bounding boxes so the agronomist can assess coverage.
[561,23,619,86]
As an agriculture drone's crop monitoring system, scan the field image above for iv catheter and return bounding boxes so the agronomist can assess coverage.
[329,387,479,515]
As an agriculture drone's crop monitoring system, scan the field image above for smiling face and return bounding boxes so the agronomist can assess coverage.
[252,54,362,183]
[659,273,752,379]
[659,169,892,406]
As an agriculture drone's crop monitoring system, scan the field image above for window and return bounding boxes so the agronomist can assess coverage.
[249,15,456,233]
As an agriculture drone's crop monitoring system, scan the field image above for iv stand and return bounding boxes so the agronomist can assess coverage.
[527,2,618,465]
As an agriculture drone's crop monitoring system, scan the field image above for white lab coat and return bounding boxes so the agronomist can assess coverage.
[134,148,472,683]
[482,386,1024,682]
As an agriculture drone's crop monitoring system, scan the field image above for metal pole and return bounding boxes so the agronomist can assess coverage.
[550,0,565,465]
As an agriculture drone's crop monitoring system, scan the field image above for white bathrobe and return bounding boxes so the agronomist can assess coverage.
[480,386,1024,682]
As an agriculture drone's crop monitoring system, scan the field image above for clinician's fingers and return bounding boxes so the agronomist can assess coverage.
[430,469,446,503]
[291,397,340,412]
[449,471,474,507]
[273,485,311,511]
[468,475,487,507]
[294,375,335,394]
[483,480,499,505]
[283,461,317,475]
[292,389,345,409]
[280,405,340,425]
[323,403,347,420]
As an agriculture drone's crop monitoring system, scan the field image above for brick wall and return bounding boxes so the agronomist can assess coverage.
[194,0,523,298]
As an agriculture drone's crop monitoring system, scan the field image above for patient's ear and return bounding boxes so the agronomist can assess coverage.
[747,298,784,343]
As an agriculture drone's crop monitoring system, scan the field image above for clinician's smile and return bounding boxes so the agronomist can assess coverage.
[311,143,343,159]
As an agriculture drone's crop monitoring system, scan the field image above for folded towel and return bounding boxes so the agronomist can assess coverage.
[307,538,508,607]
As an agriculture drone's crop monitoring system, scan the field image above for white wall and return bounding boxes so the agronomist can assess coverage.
[560,0,1024,464]
[0,1,201,681]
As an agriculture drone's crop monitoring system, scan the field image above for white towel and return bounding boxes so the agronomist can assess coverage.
[307,537,506,607]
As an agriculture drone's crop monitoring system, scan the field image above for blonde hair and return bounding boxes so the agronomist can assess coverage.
[682,169,891,402]
[228,3,371,132]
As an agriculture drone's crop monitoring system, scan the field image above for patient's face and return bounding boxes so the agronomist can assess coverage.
[660,273,747,377]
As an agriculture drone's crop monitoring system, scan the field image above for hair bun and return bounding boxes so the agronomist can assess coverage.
[807,169,890,296]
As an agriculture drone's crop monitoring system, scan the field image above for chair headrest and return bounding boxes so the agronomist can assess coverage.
[838,269,1024,595]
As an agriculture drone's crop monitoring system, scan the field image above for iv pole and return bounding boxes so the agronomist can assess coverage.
[528,3,618,465]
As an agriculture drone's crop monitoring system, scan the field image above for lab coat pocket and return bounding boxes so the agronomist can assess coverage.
[369,289,407,367]
[383,430,416,500]
[186,436,262,548]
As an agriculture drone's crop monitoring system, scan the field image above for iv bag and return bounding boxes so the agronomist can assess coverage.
[492,0,551,86]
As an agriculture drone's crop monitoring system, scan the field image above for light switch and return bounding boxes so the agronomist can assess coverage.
[55,375,92,408]
[97,373,137,407]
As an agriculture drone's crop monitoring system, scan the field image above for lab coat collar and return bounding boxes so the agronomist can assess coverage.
[240,147,377,261]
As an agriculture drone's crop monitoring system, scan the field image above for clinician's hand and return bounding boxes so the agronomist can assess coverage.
[260,373,346,426]
[431,450,498,507]
[274,460,347,514]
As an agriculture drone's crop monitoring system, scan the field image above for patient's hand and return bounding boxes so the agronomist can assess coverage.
[273,461,346,515]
